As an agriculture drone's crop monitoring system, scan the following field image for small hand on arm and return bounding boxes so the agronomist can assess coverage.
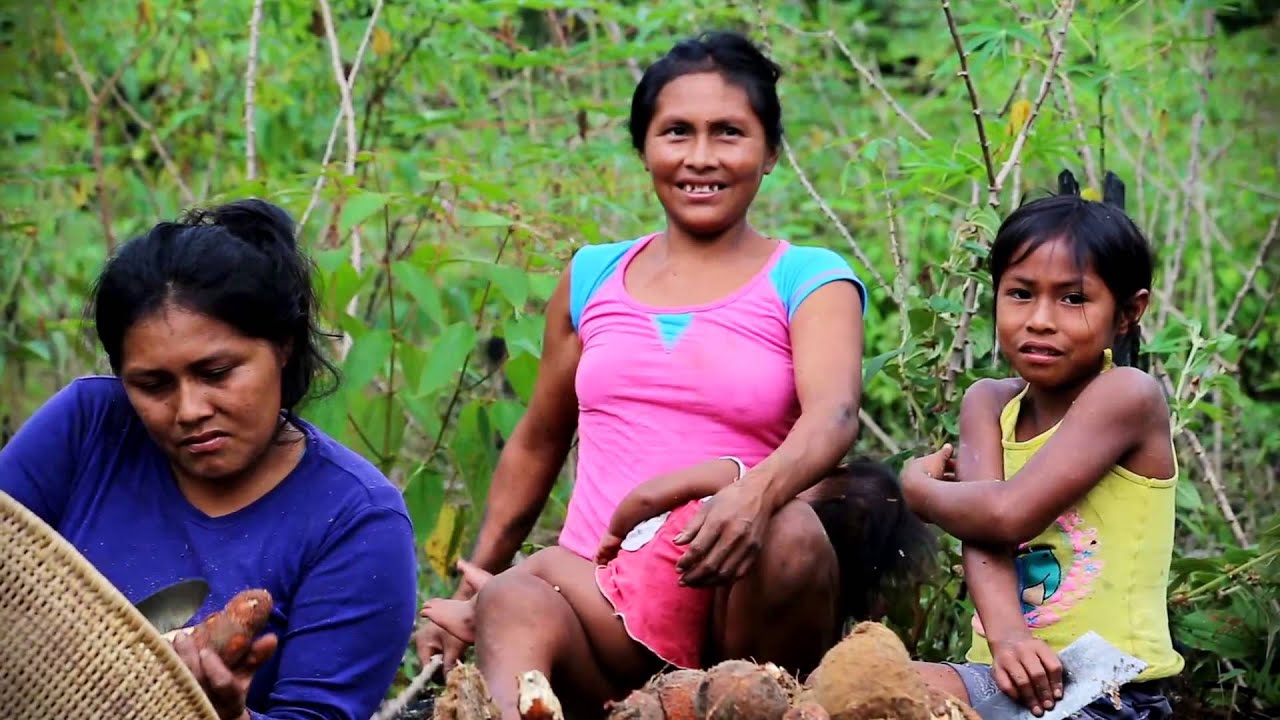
[904,370,1165,546]
[595,457,744,564]
[674,282,864,586]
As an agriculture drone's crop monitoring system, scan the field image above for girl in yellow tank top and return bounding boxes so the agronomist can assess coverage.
[902,189,1182,719]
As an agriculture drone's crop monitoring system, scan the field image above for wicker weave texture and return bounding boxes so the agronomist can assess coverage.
[0,490,219,719]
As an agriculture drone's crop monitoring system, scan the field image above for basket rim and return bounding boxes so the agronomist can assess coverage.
[0,488,220,719]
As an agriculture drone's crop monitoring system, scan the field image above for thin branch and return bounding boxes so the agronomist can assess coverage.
[1221,214,1279,334]
[941,0,997,201]
[1056,70,1100,189]
[858,409,901,455]
[814,26,932,140]
[244,0,265,181]
[106,86,195,204]
[298,2,384,235]
[990,0,1077,205]
[781,138,887,290]
[372,655,442,720]
[1147,351,1250,548]
[1156,9,1214,328]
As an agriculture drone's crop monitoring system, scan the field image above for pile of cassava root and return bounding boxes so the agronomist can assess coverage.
[432,622,980,720]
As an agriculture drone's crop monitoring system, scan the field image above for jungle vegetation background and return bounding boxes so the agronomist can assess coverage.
[1,0,1277,715]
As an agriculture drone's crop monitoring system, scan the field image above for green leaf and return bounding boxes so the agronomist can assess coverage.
[490,398,525,440]
[391,260,445,331]
[503,315,545,359]
[339,191,389,236]
[481,262,529,311]
[503,351,540,405]
[403,465,445,549]
[452,400,497,509]
[417,322,477,397]
[343,328,394,393]
[864,347,904,384]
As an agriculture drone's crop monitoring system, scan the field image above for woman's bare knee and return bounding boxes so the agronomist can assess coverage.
[712,500,839,673]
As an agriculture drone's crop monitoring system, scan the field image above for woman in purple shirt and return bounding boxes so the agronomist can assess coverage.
[0,199,417,720]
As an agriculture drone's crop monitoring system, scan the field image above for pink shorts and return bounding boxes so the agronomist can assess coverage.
[594,500,714,669]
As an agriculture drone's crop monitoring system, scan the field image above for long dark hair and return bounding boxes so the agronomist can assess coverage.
[809,459,937,624]
[89,198,340,422]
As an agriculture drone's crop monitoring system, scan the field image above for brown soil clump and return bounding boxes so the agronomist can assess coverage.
[806,621,930,720]
[782,700,832,720]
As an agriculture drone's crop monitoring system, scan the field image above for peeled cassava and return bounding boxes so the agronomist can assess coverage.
[517,670,564,720]
[806,621,931,720]
[188,589,273,667]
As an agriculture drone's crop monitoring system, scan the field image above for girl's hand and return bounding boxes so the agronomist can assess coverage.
[901,444,955,521]
[905,443,956,482]
[595,532,624,565]
[172,629,278,720]
[674,481,770,586]
[989,633,1064,717]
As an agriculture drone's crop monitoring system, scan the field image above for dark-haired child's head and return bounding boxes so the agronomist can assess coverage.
[989,194,1154,384]
[804,459,936,624]
[90,198,338,485]
[629,31,783,239]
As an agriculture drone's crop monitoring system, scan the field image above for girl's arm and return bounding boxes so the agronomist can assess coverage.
[675,280,864,585]
[606,457,743,540]
[906,367,1170,546]
[954,379,1064,713]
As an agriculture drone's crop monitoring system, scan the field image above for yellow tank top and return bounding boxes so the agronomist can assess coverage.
[964,376,1185,681]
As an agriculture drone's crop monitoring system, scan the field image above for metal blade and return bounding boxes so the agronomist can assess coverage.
[972,631,1148,720]
[133,578,210,635]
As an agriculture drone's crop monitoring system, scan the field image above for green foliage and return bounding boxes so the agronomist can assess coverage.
[2,0,1277,712]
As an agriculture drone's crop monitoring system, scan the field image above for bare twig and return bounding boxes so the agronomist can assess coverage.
[372,655,443,720]
[1221,214,1280,334]
[604,20,642,82]
[941,0,997,201]
[315,0,384,361]
[1156,9,1214,328]
[244,0,265,180]
[990,0,1077,205]
[107,86,195,204]
[298,2,384,235]
[1147,351,1250,547]
[810,26,932,140]
[858,409,901,455]
[781,138,887,290]
[1056,71,1101,189]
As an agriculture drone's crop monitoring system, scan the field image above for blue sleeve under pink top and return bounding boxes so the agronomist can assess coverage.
[559,232,868,560]
[0,377,417,720]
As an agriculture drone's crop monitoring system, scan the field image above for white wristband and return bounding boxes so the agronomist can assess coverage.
[718,456,748,482]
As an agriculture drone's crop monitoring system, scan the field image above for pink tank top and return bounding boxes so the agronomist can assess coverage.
[558,233,866,559]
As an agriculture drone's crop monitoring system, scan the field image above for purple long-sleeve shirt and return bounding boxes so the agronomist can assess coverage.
[1,376,417,720]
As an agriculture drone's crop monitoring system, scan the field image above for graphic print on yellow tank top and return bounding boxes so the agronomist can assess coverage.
[965,362,1185,681]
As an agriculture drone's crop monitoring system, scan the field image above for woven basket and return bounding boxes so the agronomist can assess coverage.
[0,489,219,719]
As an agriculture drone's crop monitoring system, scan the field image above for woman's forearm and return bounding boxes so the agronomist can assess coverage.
[749,402,859,513]
[465,433,573,589]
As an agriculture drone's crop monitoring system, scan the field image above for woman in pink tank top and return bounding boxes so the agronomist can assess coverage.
[415,31,894,717]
